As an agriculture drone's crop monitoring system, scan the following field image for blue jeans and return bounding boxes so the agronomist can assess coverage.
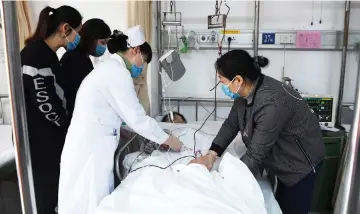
[275,162,323,214]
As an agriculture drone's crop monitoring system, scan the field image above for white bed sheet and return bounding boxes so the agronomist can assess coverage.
[97,153,267,214]
[119,121,282,214]
[0,125,14,168]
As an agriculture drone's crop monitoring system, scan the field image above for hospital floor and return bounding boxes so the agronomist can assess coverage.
[0,169,332,214]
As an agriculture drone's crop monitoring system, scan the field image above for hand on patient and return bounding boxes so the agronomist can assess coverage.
[189,151,218,170]
[162,135,183,152]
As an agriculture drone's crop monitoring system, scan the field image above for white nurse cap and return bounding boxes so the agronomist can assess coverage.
[126,25,146,47]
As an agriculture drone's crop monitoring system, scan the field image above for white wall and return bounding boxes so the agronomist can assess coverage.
[30,1,128,57]
[154,0,360,122]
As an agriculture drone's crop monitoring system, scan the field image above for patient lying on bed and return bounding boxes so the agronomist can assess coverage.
[96,152,267,214]
[161,112,187,124]
[142,112,187,154]
[95,127,270,214]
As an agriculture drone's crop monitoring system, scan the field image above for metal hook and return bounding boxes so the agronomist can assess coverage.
[170,0,174,13]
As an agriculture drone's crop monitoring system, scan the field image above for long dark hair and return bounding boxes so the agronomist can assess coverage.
[107,30,152,63]
[215,49,269,82]
[76,18,111,53]
[25,6,82,45]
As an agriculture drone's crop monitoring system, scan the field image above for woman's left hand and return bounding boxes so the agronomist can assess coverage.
[188,154,216,170]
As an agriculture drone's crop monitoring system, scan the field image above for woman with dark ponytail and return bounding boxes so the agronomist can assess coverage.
[190,49,326,214]
[20,5,82,214]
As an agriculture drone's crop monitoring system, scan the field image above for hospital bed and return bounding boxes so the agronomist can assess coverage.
[0,125,14,172]
[104,121,282,214]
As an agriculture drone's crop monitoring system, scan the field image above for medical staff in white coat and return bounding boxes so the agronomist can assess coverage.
[58,25,183,214]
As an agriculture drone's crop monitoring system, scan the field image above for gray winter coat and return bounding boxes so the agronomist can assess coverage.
[209,75,325,186]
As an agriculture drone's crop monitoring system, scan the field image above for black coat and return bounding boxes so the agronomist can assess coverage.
[59,49,94,120]
[21,40,69,172]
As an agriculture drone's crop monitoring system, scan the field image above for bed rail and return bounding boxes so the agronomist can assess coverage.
[0,94,9,124]
[114,129,145,185]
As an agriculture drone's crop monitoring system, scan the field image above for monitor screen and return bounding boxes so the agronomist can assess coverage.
[303,97,333,123]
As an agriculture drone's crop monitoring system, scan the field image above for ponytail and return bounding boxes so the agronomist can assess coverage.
[25,6,55,45]
[107,30,129,54]
[107,29,153,63]
[215,49,268,82]
[25,5,82,45]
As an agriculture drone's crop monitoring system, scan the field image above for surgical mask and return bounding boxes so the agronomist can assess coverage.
[131,64,144,78]
[221,78,241,99]
[66,33,80,51]
[93,45,107,57]
[130,53,144,78]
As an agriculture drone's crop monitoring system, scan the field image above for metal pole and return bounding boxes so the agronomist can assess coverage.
[336,1,351,125]
[254,0,260,57]
[157,1,163,116]
[1,1,37,213]
[214,81,217,121]
[195,101,198,121]
[334,38,360,214]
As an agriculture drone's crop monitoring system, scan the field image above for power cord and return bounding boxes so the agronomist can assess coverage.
[129,155,195,174]
[227,36,232,52]
[191,0,231,159]
[198,102,227,120]
[193,108,215,157]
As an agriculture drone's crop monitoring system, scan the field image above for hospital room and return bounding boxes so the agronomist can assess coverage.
[1,0,360,213]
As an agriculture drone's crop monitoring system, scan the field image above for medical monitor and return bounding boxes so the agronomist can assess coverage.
[301,94,337,128]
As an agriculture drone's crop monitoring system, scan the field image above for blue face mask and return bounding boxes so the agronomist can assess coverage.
[66,33,80,51]
[221,78,241,99]
[93,45,107,57]
[130,53,144,78]
[131,64,144,78]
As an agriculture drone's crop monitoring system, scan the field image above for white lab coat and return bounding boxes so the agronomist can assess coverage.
[58,54,169,214]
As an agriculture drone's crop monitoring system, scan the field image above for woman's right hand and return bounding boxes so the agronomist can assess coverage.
[188,151,218,170]
[161,135,183,152]
[188,154,216,170]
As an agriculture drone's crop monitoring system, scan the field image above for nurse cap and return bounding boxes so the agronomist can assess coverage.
[126,25,146,48]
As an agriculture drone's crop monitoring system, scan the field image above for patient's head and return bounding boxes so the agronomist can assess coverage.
[161,112,187,124]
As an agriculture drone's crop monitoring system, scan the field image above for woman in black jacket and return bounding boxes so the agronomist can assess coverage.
[59,19,111,120]
[21,5,82,214]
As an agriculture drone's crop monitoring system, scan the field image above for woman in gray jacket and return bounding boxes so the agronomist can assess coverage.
[190,49,325,214]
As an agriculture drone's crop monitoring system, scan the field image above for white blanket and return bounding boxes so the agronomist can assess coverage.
[95,153,267,214]
[0,125,14,168]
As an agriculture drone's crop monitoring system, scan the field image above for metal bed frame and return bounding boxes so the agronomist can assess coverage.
[114,130,142,185]
[0,94,9,124]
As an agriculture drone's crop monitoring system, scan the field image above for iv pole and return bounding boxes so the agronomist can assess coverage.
[0,1,37,213]
[334,41,360,214]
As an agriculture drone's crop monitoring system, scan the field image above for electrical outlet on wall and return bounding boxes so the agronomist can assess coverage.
[226,36,236,42]
[280,34,295,44]
[198,34,218,43]
[224,35,240,43]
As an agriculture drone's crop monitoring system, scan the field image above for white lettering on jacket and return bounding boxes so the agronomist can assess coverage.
[24,66,62,127]
[33,77,61,126]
